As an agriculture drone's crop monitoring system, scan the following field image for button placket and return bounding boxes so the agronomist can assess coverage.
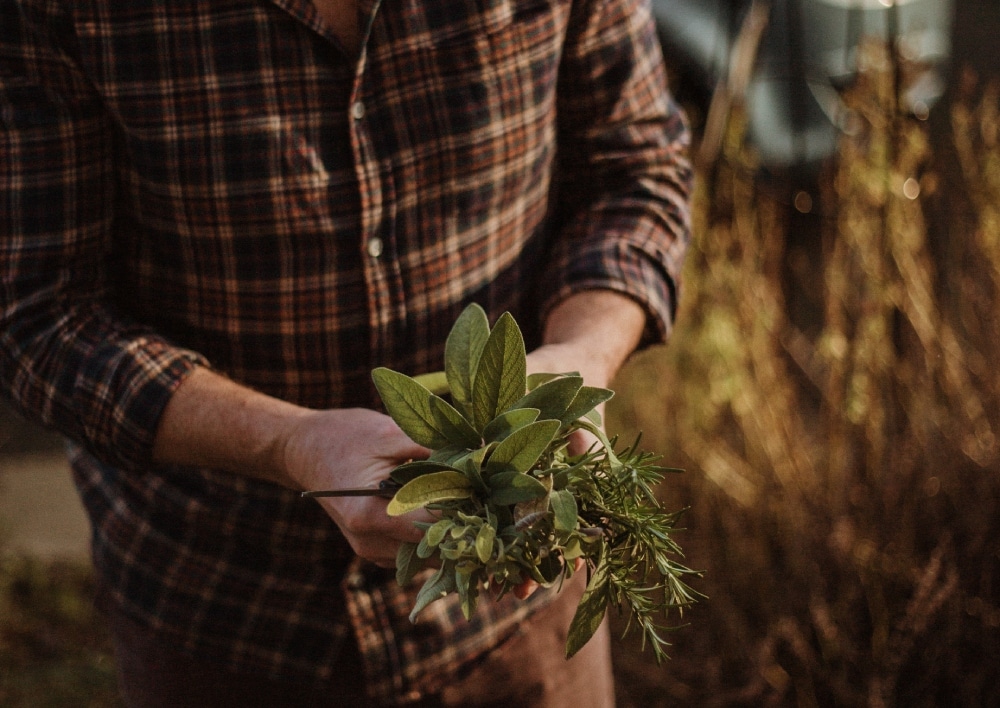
[349,88,394,359]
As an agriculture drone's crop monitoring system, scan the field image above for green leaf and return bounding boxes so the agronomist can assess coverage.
[562,535,585,561]
[441,539,469,561]
[472,312,526,432]
[413,370,450,395]
[561,386,614,425]
[426,518,454,547]
[550,489,578,531]
[512,376,583,422]
[445,303,490,415]
[565,557,611,659]
[455,564,480,619]
[391,460,463,485]
[428,395,482,448]
[487,471,549,505]
[396,542,423,586]
[429,445,473,467]
[416,534,435,559]
[463,444,491,492]
[482,407,540,443]
[386,471,474,516]
[372,367,450,448]
[410,564,457,622]
[526,372,570,390]
[486,419,561,476]
[475,523,496,564]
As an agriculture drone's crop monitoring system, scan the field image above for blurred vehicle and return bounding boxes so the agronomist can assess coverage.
[653,0,954,194]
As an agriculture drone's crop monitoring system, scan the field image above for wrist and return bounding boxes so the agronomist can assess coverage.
[153,366,313,489]
[538,290,646,386]
[526,341,615,389]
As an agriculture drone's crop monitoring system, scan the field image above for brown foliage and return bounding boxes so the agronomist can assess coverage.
[611,44,1000,708]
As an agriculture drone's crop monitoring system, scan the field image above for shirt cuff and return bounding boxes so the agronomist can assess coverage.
[74,337,209,472]
[539,236,681,349]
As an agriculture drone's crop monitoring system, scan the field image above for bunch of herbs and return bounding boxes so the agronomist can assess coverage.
[372,304,700,660]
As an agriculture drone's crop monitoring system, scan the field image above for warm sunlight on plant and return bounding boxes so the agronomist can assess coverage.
[611,41,1000,707]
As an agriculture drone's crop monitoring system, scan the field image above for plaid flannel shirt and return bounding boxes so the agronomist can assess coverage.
[1,0,690,702]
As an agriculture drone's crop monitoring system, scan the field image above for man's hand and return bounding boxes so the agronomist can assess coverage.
[152,368,430,568]
[279,407,431,568]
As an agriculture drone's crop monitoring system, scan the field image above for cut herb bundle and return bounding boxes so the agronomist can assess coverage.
[373,304,701,660]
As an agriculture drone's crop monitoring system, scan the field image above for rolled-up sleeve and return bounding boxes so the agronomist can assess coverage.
[0,0,206,470]
[545,0,692,344]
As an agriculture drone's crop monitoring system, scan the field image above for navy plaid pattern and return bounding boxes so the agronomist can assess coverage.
[1,0,690,702]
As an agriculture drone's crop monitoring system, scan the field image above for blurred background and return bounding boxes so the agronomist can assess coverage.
[3,1,999,705]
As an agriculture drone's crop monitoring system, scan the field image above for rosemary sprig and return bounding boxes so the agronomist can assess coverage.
[374,304,702,660]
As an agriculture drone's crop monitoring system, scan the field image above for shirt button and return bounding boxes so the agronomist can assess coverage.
[367,237,384,258]
[351,101,365,120]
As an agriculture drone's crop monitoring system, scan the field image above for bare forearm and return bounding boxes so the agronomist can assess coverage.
[534,290,647,387]
[151,367,308,488]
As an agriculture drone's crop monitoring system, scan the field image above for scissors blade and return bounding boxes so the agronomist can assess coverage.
[301,480,400,499]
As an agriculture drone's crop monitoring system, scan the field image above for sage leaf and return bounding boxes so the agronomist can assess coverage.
[472,312,526,432]
[565,557,612,659]
[372,367,450,448]
[426,518,454,547]
[526,372,565,390]
[487,471,548,505]
[482,407,540,443]
[485,419,561,476]
[445,303,490,415]
[562,536,584,561]
[428,395,482,448]
[561,386,614,425]
[413,370,450,395]
[387,471,474,516]
[550,489,578,532]
[410,563,457,622]
[429,445,472,467]
[455,564,480,619]
[475,523,496,564]
[416,534,435,559]
[463,444,491,492]
[391,459,463,485]
[396,542,422,586]
[512,375,583,422]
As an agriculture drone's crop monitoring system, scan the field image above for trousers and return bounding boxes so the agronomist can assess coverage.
[109,582,615,707]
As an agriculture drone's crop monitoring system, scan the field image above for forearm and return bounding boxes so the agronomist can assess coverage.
[533,290,647,388]
[151,366,308,488]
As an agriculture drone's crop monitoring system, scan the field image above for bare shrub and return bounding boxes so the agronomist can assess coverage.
[611,43,1000,708]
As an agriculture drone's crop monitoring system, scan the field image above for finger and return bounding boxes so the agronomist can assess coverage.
[513,578,539,600]
[566,427,600,456]
[318,497,428,550]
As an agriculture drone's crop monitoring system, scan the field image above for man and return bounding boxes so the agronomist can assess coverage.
[0,0,691,704]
